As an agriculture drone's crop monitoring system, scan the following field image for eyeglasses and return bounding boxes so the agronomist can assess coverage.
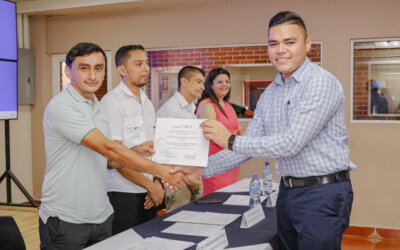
[212,80,231,85]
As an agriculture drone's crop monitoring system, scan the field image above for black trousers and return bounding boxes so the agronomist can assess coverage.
[277,180,353,250]
[39,214,113,250]
[107,192,157,235]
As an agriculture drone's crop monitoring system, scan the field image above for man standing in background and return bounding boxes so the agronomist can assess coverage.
[156,66,205,211]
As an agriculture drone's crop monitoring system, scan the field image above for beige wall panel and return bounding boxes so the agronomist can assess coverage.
[30,16,52,199]
[0,106,33,203]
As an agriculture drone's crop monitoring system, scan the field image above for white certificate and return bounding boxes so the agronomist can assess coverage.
[152,118,209,167]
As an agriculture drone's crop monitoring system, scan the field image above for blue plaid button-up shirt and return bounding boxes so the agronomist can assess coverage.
[204,58,356,178]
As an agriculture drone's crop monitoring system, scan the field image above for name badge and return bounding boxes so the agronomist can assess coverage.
[196,229,228,250]
[240,205,265,229]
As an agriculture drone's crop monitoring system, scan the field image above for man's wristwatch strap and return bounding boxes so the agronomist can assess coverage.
[228,134,236,151]
[153,177,164,189]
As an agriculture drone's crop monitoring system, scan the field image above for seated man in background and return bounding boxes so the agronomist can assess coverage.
[101,45,164,235]
[370,80,388,114]
[39,42,189,249]
[156,66,205,212]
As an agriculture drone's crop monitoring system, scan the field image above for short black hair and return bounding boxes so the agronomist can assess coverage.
[268,11,308,39]
[178,66,205,90]
[65,42,107,67]
[115,45,145,67]
[198,67,231,118]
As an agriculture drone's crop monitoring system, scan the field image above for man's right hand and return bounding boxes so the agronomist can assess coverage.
[171,166,204,180]
[159,165,190,192]
[163,166,204,191]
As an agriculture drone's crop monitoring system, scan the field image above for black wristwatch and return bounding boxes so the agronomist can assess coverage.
[153,177,164,189]
[228,134,236,151]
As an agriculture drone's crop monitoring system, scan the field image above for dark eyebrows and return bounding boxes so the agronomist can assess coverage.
[268,39,276,43]
[77,63,104,67]
[284,37,297,41]
[268,37,297,44]
[132,59,149,63]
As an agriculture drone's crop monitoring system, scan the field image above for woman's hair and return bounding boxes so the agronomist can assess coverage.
[199,67,231,118]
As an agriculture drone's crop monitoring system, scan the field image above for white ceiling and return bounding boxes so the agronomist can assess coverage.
[9,0,222,16]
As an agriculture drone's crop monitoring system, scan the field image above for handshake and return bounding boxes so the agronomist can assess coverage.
[132,140,204,192]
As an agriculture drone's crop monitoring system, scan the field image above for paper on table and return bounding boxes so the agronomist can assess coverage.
[164,210,241,226]
[205,212,242,225]
[225,243,273,250]
[162,222,224,237]
[215,178,251,193]
[152,118,209,167]
[125,237,195,250]
[223,194,267,206]
[84,229,143,250]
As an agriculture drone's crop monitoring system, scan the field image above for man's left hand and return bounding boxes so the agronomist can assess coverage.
[201,120,232,149]
[144,193,156,209]
[133,140,155,157]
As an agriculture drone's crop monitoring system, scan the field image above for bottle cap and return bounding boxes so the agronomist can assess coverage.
[265,161,270,166]
[252,174,257,179]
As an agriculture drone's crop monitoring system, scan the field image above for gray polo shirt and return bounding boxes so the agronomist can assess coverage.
[39,84,113,224]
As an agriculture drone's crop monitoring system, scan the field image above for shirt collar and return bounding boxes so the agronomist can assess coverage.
[119,80,148,103]
[66,83,99,104]
[274,57,311,85]
[175,91,196,112]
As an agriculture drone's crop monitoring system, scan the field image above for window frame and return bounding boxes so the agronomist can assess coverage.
[350,38,400,123]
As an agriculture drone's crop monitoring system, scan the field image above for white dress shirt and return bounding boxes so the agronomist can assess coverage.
[101,81,155,193]
[156,91,197,119]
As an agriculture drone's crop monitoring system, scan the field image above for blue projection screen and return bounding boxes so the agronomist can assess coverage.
[0,1,17,61]
[0,61,17,119]
[0,0,18,120]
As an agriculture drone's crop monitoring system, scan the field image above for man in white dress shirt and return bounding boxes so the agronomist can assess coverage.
[101,45,164,235]
[156,66,205,211]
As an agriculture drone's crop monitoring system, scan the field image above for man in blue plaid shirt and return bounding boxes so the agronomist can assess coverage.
[198,11,356,249]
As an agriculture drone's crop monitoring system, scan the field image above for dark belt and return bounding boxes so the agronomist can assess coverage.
[282,170,350,188]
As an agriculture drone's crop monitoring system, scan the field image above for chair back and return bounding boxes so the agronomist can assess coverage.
[0,216,26,250]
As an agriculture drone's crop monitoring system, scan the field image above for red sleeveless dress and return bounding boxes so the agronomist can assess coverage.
[197,98,240,196]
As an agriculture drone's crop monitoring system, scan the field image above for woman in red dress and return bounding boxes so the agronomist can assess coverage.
[196,68,245,196]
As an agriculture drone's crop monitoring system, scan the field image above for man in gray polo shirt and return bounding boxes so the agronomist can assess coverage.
[39,42,189,249]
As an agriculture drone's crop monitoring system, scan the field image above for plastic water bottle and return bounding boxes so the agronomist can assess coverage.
[249,174,261,209]
[372,103,378,115]
[262,161,273,196]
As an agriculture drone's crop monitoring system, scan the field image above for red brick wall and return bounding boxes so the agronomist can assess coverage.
[147,44,321,98]
[353,48,400,121]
